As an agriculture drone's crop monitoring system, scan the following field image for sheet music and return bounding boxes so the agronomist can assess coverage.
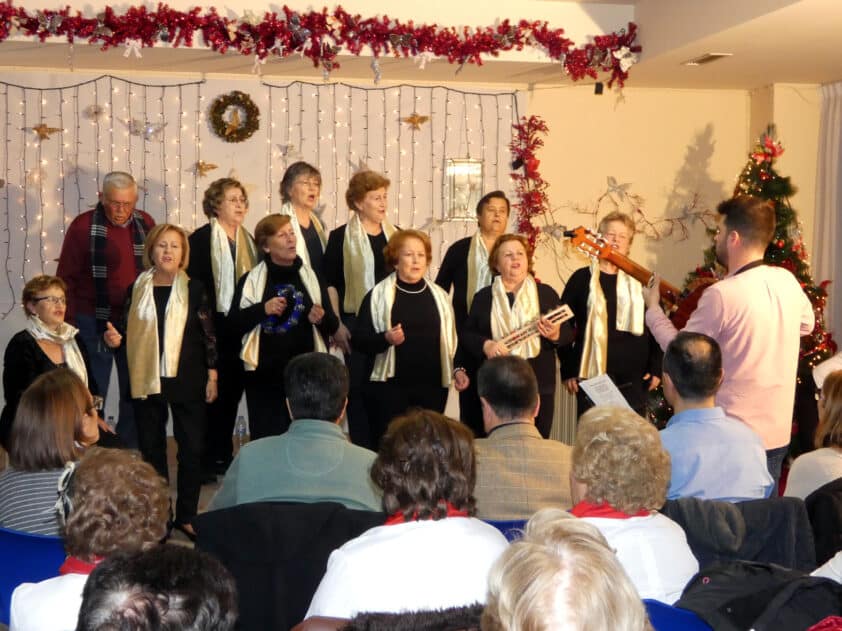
[578,374,633,410]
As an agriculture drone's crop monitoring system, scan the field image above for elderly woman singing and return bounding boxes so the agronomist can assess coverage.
[353,230,457,447]
[458,234,572,438]
[229,214,338,441]
[277,161,328,272]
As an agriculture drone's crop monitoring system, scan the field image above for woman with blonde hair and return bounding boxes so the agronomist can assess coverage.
[104,223,218,540]
[570,406,698,604]
[0,368,99,535]
[353,229,457,446]
[786,369,842,499]
[0,275,104,449]
[482,508,651,631]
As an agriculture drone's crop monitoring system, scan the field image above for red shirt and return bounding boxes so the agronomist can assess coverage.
[56,209,155,324]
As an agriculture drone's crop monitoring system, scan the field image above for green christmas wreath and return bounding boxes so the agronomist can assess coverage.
[209,91,259,143]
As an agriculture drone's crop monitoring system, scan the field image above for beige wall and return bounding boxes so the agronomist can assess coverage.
[526,85,750,293]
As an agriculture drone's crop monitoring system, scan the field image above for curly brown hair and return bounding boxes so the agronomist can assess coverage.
[572,407,670,513]
[382,229,432,268]
[345,170,390,212]
[22,275,67,316]
[62,447,170,561]
[488,234,535,277]
[370,409,477,520]
[202,178,248,218]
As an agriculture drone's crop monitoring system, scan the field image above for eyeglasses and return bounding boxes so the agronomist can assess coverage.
[33,295,66,305]
[104,200,134,209]
[225,196,247,205]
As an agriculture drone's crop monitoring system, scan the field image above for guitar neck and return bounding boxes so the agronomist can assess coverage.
[601,250,682,306]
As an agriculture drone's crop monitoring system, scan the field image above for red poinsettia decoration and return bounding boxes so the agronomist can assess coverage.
[510,115,550,247]
[750,133,784,164]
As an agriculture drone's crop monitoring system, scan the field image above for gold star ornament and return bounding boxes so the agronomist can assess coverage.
[195,160,218,177]
[402,113,430,130]
[225,109,242,137]
[32,123,62,140]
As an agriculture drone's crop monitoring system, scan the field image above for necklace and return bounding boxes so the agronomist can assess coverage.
[396,281,428,295]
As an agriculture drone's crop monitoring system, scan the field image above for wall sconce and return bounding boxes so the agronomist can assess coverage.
[444,158,483,221]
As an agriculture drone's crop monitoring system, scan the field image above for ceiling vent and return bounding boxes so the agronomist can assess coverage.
[682,53,733,66]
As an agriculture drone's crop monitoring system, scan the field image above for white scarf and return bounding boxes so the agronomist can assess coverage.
[579,261,645,378]
[368,273,456,387]
[209,217,258,314]
[490,275,542,359]
[466,231,493,312]
[25,315,87,386]
[342,212,397,314]
[278,201,327,269]
[126,269,189,399]
[239,260,327,371]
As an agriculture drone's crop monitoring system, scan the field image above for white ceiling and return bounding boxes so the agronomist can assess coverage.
[0,0,839,89]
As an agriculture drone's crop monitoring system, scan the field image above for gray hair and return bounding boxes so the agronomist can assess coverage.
[101,172,137,194]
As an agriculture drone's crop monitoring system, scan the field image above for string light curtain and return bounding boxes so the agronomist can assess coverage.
[0,74,523,313]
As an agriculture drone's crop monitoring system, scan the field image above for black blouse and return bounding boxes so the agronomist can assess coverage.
[322,223,390,319]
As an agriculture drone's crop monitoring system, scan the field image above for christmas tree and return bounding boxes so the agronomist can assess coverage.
[650,126,836,444]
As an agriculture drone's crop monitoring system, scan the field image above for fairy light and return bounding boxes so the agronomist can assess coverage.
[2,84,13,315]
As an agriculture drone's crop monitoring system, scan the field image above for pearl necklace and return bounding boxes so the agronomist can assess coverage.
[396,280,428,295]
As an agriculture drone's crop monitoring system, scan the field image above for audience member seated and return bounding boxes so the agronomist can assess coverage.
[482,507,651,631]
[0,368,99,535]
[305,409,509,620]
[786,369,842,500]
[473,356,572,519]
[813,551,842,583]
[9,447,169,631]
[570,406,699,604]
[209,352,381,512]
[76,545,238,630]
[660,332,773,501]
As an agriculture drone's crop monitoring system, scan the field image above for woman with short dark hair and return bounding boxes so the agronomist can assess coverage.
[0,368,99,535]
[10,447,170,631]
[305,409,508,620]
[278,161,327,271]
[188,177,258,478]
[229,214,339,439]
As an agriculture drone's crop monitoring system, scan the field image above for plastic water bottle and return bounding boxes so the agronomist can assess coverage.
[235,415,248,449]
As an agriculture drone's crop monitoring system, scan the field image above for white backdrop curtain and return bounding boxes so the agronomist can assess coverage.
[815,82,842,338]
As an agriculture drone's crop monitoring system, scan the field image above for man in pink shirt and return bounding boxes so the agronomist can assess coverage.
[643,195,814,490]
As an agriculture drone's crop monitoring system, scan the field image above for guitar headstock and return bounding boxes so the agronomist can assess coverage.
[567,226,610,260]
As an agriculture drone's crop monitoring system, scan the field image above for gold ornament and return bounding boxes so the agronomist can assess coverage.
[402,113,429,130]
[225,109,241,137]
[195,161,218,177]
[32,123,62,139]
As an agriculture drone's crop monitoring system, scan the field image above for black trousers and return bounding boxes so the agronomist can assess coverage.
[364,380,448,449]
[244,377,292,441]
[458,377,485,438]
[201,349,245,470]
[134,395,206,525]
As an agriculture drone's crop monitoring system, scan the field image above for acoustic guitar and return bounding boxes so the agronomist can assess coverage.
[564,226,711,328]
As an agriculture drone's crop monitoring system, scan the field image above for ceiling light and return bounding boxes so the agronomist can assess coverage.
[682,53,733,66]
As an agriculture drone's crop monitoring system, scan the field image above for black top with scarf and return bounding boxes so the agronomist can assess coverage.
[323,223,391,320]
[123,278,217,402]
[457,281,572,395]
[434,236,475,333]
[229,257,339,382]
[353,278,443,388]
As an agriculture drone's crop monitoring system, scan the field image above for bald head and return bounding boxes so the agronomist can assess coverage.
[663,332,723,401]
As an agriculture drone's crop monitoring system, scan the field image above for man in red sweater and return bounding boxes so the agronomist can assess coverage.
[57,172,155,447]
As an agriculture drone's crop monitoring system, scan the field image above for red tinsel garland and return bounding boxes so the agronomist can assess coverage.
[0,3,640,85]
[510,115,550,248]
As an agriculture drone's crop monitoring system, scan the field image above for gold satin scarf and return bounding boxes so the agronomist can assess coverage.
[209,217,258,315]
[490,275,542,359]
[126,269,189,399]
[278,202,327,269]
[239,261,327,371]
[368,273,456,387]
[578,261,645,378]
[466,231,493,313]
[342,212,397,315]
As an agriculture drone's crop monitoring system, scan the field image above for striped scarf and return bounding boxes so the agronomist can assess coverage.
[89,203,147,333]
